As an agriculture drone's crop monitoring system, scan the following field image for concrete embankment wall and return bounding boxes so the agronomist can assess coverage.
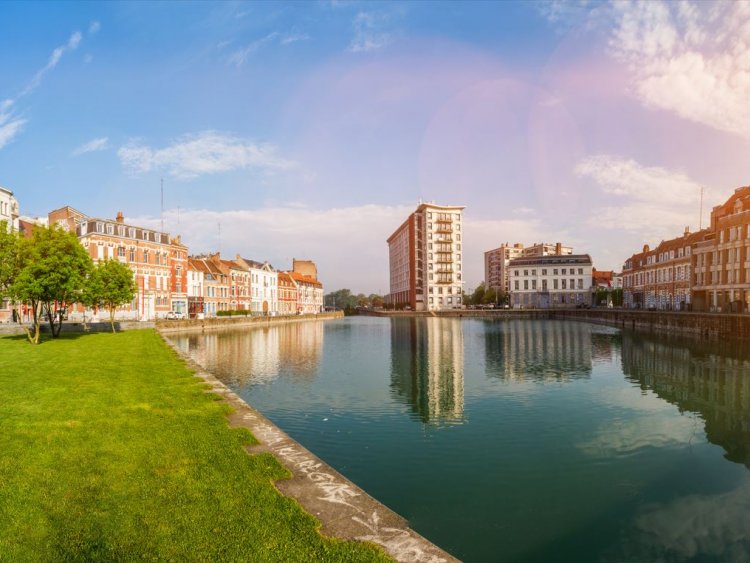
[156,311,344,334]
[368,309,750,341]
[0,320,154,335]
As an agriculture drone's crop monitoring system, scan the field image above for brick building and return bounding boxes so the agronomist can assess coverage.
[49,207,188,320]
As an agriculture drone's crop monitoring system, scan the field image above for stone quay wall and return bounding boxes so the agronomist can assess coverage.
[368,309,750,341]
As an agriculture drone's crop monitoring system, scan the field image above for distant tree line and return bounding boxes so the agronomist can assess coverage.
[0,222,137,344]
[463,283,508,307]
[324,289,384,314]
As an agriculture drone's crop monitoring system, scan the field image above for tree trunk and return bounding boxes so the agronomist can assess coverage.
[22,303,41,344]
[109,306,116,334]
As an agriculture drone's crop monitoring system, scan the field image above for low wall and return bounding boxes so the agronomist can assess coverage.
[0,320,154,335]
[156,311,344,334]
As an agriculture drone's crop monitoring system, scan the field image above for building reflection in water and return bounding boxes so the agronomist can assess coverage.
[179,321,325,387]
[621,331,750,468]
[483,320,618,382]
[389,317,464,425]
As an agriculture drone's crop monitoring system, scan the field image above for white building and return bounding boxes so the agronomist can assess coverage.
[236,257,279,315]
[0,186,19,231]
[485,242,572,294]
[509,254,593,308]
[387,203,465,311]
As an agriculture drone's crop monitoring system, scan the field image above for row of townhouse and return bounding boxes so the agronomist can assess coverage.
[184,254,324,318]
[1,197,324,322]
[622,185,750,313]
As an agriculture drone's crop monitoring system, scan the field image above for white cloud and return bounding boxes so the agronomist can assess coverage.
[89,21,101,34]
[117,131,296,179]
[546,1,750,140]
[576,154,703,240]
[72,136,109,156]
[349,11,393,53]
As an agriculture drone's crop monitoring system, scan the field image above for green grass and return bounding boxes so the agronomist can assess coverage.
[0,330,389,561]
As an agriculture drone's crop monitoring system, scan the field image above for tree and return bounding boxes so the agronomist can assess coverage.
[0,222,20,317]
[9,225,93,344]
[85,259,138,333]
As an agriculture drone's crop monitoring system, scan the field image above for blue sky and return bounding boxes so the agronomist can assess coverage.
[2,1,749,293]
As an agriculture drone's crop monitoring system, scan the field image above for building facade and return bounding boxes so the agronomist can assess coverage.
[509,254,593,308]
[0,185,19,231]
[692,186,750,312]
[485,242,572,294]
[386,203,464,311]
[277,271,298,315]
[622,229,705,311]
[290,271,323,314]
[235,256,278,315]
[49,207,188,320]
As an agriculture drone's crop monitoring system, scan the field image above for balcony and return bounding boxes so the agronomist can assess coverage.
[435,226,453,234]
[435,217,452,223]
[436,277,453,284]
[435,257,453,263]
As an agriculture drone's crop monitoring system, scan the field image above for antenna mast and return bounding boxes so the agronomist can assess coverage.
[699,186,704,230]
[160,177,164,233]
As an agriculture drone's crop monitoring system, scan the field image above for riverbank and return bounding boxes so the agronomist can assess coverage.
[0,330,389,561]
[156,311,344,334]
[366,308,750,341]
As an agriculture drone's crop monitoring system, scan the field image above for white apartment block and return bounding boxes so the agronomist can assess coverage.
[509,254,593,308]
[0,186,19,231]
[485,242,572,293]
[387,203,464,311]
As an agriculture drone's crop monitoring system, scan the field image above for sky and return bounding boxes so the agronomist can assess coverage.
[1,0,749,294]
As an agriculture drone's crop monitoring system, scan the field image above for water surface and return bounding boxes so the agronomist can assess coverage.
[168,317,750,562]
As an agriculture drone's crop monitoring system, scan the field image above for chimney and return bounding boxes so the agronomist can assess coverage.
[555,242,562,255]
[643,244,650,253]
[684,226,690,236]
[116,211,124,223]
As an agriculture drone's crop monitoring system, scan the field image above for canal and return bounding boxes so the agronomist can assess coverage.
[167,317,750,562]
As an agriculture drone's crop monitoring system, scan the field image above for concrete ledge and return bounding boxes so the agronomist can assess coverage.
[159,328,457,563]
[156,312,344,334]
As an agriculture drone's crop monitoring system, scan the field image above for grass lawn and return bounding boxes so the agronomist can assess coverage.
[0,330,389,561]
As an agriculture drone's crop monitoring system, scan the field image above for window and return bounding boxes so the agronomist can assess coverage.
[562,268,567,275]
[553,269,558,275]
[542,269,547,276]
[561,279,567,289]
[531,280,537,290]
[524,280,528,290]
[514,280,519,290]
[578,268,583,275]
[106,224,114,235]
[553,279,558,289]
[542,280,547,291]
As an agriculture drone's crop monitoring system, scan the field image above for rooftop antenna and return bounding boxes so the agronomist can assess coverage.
[218,221,221,254]
[699,186,704,230]
[160,177,164,233]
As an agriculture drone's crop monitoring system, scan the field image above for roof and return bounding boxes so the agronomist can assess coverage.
[509,254,592,267]
[288,271,322,287]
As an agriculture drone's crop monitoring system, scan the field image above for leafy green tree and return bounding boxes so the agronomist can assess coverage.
[0,222,20,318]
[368,294,384,308]
[85,259,138,333]
[9,225,93,343]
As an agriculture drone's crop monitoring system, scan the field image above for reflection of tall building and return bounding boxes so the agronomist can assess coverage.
[484,320,597,381]
[175,322,325,386]
[390,318,464,424]
[621,332,750,468]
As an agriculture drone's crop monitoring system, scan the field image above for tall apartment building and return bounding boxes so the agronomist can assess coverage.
[621,229,705,310]
[692,186,750,312]
[0,185,19,231]
[508,254,593,308]
[485,242,572,294]
[386,203,465,311]
[49,206,188,320]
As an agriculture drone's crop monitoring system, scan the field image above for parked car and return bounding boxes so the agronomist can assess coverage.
[165,311,186,320]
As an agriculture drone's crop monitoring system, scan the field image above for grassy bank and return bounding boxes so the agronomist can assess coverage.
[0,330,388,561]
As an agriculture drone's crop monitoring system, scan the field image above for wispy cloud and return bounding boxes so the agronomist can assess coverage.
[117,131,296,179]
[349,11,393,53]
[19,31,82,98]
[228,31,311,67]
[1,29,85,150]
[576,154,703,240]
[0,111,27,150]
[72,136,109,156]
[89,20,101,34]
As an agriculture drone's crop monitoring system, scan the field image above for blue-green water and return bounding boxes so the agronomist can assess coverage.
[168,317,750,562]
